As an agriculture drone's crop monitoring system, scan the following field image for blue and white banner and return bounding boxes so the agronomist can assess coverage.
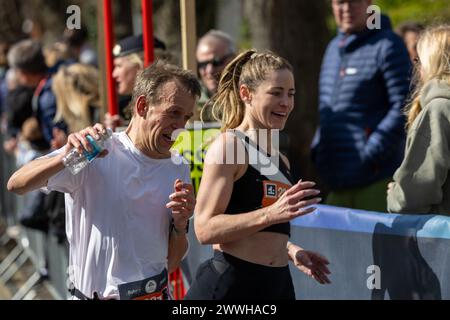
[184,205,450,300]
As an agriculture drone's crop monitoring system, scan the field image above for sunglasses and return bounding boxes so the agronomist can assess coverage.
[197,54,232,70]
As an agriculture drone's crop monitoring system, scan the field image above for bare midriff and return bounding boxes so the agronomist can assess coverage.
[213,231,289,267]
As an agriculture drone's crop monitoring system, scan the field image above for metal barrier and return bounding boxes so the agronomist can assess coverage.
[0,132,69,300]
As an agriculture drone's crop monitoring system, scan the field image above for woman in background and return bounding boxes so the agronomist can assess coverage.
[52,63,100,133]
[388,25,450,215]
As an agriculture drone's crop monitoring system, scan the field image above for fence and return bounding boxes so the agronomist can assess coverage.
[0,132,69,299]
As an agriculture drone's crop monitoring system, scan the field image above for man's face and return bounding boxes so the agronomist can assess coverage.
[113,56,141,95]
[14,69,27,87]
[332,0,372,34]
[143,81,195,156]
[196,40,234,96]
[404,31,420,63]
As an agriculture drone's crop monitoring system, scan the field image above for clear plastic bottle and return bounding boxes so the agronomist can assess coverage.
[62,129,113,175]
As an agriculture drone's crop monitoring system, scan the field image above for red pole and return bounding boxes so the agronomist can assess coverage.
[141,0,154,67]
[103,0,118,116]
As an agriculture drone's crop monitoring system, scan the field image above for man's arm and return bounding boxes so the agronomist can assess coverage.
[363,36,412,165]
[167,224,189,274]
[166,180,195,273]
[7,153,66,195]
[8,124,108,195]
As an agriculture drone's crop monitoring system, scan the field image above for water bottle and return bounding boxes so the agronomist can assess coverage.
[62,129,113,175]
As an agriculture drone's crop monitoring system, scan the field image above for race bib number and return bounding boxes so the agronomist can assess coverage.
[262,180,290,207]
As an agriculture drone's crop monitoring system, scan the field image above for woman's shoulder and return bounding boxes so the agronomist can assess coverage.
[422,97,450,126]
[205,131,244,161]
[204,132,248,180]
[421,80,450,112]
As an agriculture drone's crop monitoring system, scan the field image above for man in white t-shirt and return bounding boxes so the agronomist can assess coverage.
[7,61,201,300]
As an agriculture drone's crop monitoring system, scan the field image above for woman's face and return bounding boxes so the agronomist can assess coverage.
[112,56,141,95]
[244,69,295,130]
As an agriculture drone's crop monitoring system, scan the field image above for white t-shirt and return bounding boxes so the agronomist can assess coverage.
[45,132,191,299]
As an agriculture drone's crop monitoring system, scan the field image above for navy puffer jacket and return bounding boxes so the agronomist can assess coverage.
[312,15,411,190]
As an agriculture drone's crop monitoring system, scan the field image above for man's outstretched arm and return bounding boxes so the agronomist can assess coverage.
[8,123,108,195]
[7,154,66,195]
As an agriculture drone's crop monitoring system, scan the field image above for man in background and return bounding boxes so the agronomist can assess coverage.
[396,22,424,63]
[195,30,236,122]
[312,0,411,212]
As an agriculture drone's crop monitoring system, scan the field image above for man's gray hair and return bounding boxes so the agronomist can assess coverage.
[131,60,201,111]
[7,39,47,74]
[199,29,236,55]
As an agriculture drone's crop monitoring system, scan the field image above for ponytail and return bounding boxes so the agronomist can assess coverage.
[202,49,293,132]
[202,50,256,131]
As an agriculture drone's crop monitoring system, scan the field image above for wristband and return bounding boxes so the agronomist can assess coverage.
[171,219,189,235]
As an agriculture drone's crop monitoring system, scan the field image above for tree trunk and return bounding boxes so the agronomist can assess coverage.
[151,0,217,66]
[0,0,26,42]
[114,0,133,40]
[244,0,330,182]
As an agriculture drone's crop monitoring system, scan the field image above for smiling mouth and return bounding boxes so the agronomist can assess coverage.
[271,112,287,118]
[162,133,173,142]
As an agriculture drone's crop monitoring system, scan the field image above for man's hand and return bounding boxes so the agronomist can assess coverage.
[64,124,109,158]
[287,242,331,285]
[166,179,195,234]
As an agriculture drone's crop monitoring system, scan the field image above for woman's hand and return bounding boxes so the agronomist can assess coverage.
[287,242,331,285]
[265,180,321,224]
[387,181,395,195]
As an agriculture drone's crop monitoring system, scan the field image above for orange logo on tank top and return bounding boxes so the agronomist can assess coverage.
[262,180,290,207]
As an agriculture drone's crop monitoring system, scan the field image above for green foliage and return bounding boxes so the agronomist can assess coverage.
[239,17,252,51]
[325,0,448,36]
[374,0,450,27]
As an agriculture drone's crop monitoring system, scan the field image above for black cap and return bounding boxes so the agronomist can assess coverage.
[113,34,166,58]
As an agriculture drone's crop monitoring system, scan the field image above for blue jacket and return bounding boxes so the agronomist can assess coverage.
[312,16,411,190]
[35,77,67,146]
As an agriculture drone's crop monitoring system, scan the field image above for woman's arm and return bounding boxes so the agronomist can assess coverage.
[387,103,450,213]
[194,133,321,245]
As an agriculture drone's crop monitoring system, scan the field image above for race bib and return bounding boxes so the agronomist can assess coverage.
[262,180,290,207]
[118,269,169,300]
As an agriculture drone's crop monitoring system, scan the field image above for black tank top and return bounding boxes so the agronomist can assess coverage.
[225,135,293,236]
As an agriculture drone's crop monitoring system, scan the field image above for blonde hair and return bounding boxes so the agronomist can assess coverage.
[126,52,144,69]
[204,49,293,131]
[52,63,100,132]
[406,25,450,129]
